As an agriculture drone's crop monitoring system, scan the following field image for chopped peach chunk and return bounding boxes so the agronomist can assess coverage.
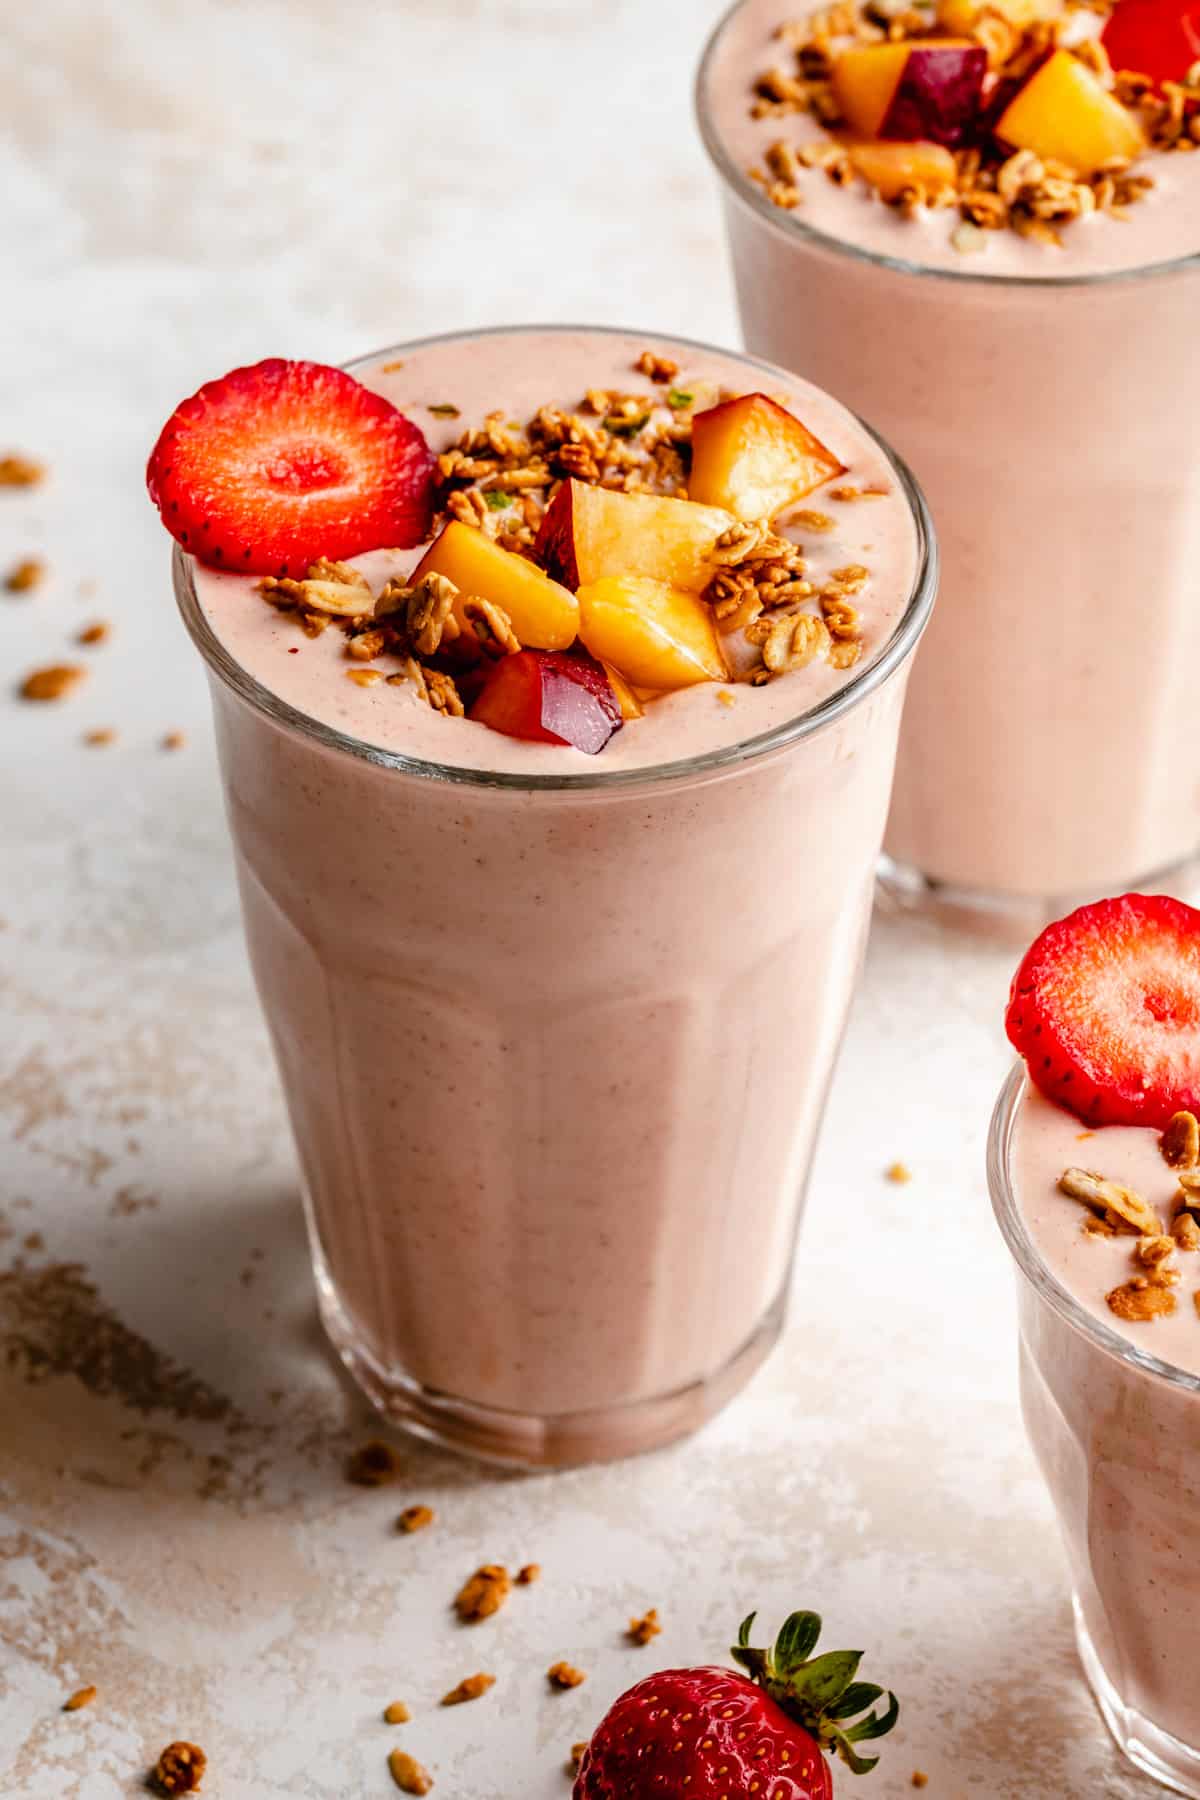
[689,394,845,523]
[409,520,578,651]
[601,662,646,720]
[995,49,1145,174]
[578,577,728,691]
[831,42,913,137]
[847,139,958,201]
[535,482,736,592]
[938,0,1059,27]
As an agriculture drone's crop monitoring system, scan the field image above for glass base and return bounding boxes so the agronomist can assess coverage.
[315,1261,786,1472]
[1075,1598,1200,1798]
[877,847,1200,944]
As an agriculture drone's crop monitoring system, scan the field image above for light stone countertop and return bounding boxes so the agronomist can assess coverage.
[0,2,1157,1795]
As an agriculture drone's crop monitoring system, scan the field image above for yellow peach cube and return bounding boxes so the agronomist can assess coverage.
[995,49,1145,175]
[578,577,728,691]
[831,42,913,138]
[409,520,579,651]
[689,394,845,523]
[847,139,958,201]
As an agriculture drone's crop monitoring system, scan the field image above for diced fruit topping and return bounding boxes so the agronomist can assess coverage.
[831,42,914,137]
[847,139,959,201]
[410,520,579,650]
[689,394,845,523]
[574,1608,899,1800]
[1006,894,1200,1128]
[937,0,1057,29]
[146,359,434,576]
[994,49,1146,174]
[578,576,728,691]
[881,43,988,147]
[1102,0,1200,88]
[468,650,622,755]
[535,482,736,592]
[601,662,646,721]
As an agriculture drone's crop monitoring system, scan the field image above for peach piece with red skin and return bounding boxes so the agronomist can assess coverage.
[535,482,736,593]
[469,650,622,754]
[688,394,845,523]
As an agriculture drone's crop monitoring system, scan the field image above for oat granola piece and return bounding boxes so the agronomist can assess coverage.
[161,731,187,751]
[347,667,384,688]
[634,350,680,384]
[548,1661,587,1690]
[5,557,44,593]
[1173,1210,1200,1252]
[259,558,372,618]
[1058,1167,1162,1238]
[152,1741,207,1794]
[384,1700,412,1725]
[516,1563,541,1585]
[441,1672,496,1706]
[63,1685,97,1711]
[1137,1234,1177,1267]
[0,454,45,487]
[20,664,86,702]
[389,1747,433,1794]
[398,1504,435,1534]
[78,621,110,646]
[83,728,117,748]
[885,1162,912,1184]
[1107,1277,1178,1321]
[628,1608,662,1647]
[455,1563,511,1623]
[1162,1110,1200,1169]
[463,596,520,658]
[911,1776,929,1791]
[570,1741,589,1772]
[346,1439,403,1486]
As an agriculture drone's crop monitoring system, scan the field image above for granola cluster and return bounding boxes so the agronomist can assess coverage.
[748,0,1200,244]
[1059,1108,1200,1324]
[256,356,877,703]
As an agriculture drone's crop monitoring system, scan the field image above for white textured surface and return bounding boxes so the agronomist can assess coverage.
[0,2,1157,1796]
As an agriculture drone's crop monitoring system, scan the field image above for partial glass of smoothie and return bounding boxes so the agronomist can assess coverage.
[991,892,1200,1793]
[698,0,1200,927]
[151,325,934,1468]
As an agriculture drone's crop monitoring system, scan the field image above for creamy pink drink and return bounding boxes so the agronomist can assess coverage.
[172,327,933,1467]
[699,0,1200,919]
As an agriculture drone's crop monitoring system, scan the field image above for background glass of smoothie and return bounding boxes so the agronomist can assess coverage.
[989,1065,1200,1796]
[174,325,935,1469]
[698,0,1200,928]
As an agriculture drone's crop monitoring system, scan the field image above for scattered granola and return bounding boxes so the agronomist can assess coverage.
[516,1563,541,1585]
[83,728,116,748]
[19,664,86,702]
[78,621,110,646]
[384,1701,411,1725]
[63,1685,97,1712]
[441,1672,496,1706]
[885,1161,912,1184]
[388,1747,433,1794]
[161,731,186,751]
[634,350,680,384]
[0,454,44,488]
[912,1777,929,1792]
[1173,1211,1200,1252]
[628,1608,662,1647]
[152,1741,207,1794]
[570,1741,589,1772]
[455,1563,511,1623]
[5,557,44,593]
[1059,1166,1161,1237]
[346,1439,403,1486]
[1137,1234,1176,1267]
[1107,1277,1178,1321]
[548,1661,587,1690]
[1162,1110,1200,1169]
[398,1504,435,1534]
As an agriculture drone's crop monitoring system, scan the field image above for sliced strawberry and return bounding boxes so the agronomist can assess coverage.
[1006,894,1200,1128]
[1102,0,1200,87]
[469,650,622,755]
[146,359,434,577]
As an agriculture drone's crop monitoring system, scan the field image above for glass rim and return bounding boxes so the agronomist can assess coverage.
[695,0,1200,291]
[172,321,936,795]
[988,1063,1200,1395]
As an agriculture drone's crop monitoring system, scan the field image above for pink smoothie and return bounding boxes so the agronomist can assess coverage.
[700,0,1200,907]
[998,1077,1200,1762]
[180,326,932,1466]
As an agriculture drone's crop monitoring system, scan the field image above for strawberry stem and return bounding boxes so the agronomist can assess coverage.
[731,1611,899,1776]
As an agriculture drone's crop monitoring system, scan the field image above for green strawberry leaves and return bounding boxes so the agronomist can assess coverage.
[729,1609,900,1778]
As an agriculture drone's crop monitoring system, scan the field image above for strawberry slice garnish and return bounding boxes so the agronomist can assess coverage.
[1006,894,1200,1128]
[1102,0,1200,88]
[575,1609,898,1800]
[147,359,434,577]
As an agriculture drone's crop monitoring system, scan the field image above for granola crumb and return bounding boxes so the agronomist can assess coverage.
[1107,1278,1177,1321]
[516,1563,541,1585]
[1195,1290,1200,1320]
[383,1701,411,1725]
[347,1439,403,1487]
[628,1608,662,1647]
[717,688,737,707]
[441,1672,496,1707]
[161,731,186,751]
[427,403,461,419]
[569,1741,589,1772]
[78,621,110,646]
[347,668,384,688]
[912,1776,929,1791]
[83,728,117,748]
[381,360,406,373]
[885,1161,912,1184]
[388,1747,433,1794]
[1162,1111,1200,1169]
[5,557,45,593]
[1059,1167,1161,1238]
[0,454,44,488]
[1137,1234,1176,1267]
[398,1504,435,1534]
[455,1563,511,1622]
[63,1685,97,1712]
[152,1741,207,1794]
[1173,1211,1200,1252]
[634,350,680,384]
[19,664,85,702]
[548,1661,587,1690]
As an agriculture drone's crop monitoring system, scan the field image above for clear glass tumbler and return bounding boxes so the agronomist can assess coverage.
[698,6,1200,933]
[174,328,935,1470]
[989,1065,1200,1796]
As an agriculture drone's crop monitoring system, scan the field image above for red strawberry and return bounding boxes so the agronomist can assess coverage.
[1006,894,1200,1128]
[1102,0,1200,88]
[469,649,623,755]
[146,359,434,577]
[575,1610,898,1800]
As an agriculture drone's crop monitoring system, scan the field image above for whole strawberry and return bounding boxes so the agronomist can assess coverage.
[574,1609,898,1800]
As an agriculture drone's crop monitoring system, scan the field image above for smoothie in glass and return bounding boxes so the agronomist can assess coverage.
[158,326,935,1467]
[698,0,1200,921]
